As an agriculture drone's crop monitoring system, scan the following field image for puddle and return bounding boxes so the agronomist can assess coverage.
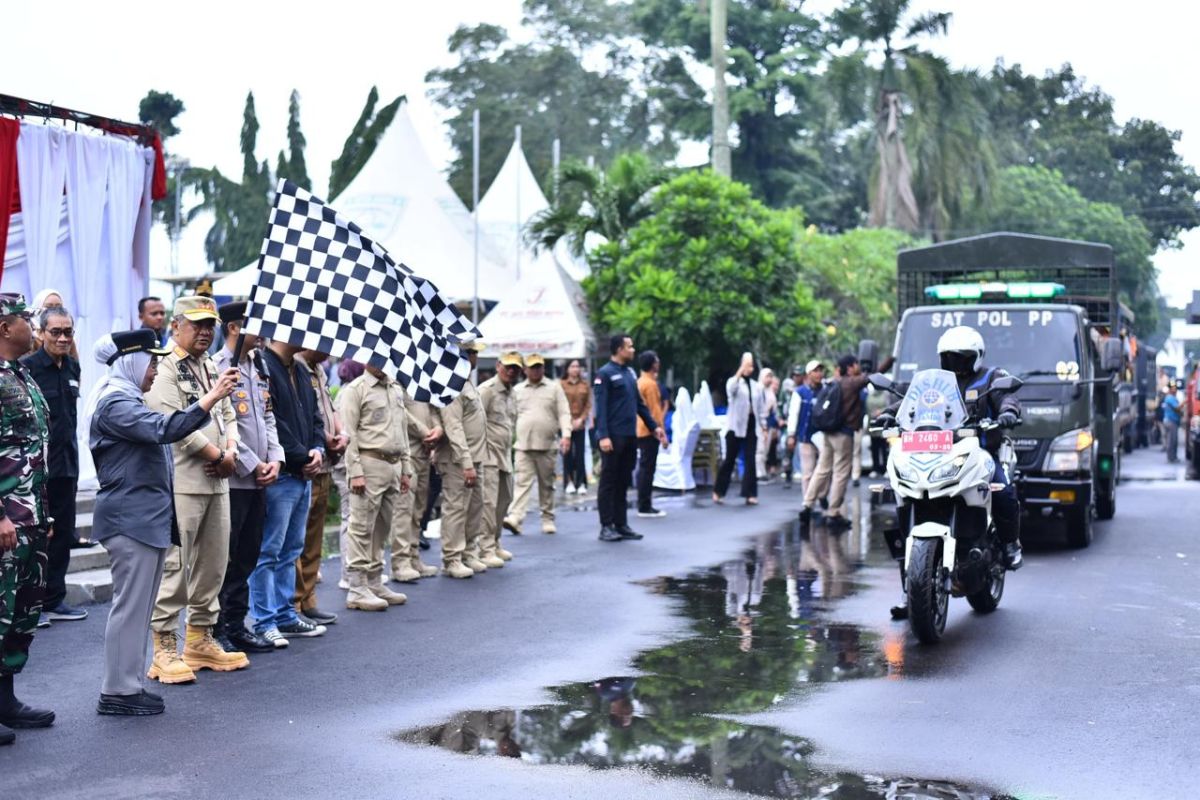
[397,517,1011,799]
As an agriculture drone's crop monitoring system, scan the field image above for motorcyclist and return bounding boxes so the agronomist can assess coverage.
[879,325,1023,618]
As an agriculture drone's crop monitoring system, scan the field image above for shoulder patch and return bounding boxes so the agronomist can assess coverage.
[172,345,188,359]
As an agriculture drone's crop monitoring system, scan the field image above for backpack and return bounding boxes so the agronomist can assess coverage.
[810,379,844,433]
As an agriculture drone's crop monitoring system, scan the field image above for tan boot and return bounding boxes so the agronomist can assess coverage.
[541,521,557,535]
[183,625,250,672]
[478,553,505,569]
[147,631,197,684]
[410,556,439,578]
[367,570,407,605]
[496,547,514,562]
[345,571,388,611]
[390,561,422,583]
[442,560,475,579]
[463,555,488,573]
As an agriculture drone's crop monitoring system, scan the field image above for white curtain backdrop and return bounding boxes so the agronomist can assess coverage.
[15,125,69,298]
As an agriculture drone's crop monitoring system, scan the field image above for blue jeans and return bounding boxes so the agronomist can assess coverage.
[249,475,312,632]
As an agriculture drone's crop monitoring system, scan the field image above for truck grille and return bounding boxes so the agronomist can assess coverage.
[1012,438,1047,471]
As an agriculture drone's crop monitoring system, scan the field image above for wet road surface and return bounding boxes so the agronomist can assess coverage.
[1,446,1195,798]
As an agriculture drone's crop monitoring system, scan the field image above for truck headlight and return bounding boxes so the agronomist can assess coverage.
[930,457,965,482]
[1043,428,1093,473]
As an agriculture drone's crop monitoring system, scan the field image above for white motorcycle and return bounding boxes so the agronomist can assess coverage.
[870,368,1022,644]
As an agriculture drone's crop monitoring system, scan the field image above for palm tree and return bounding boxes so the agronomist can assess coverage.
[526,153,674,259]
[834,1,994,240]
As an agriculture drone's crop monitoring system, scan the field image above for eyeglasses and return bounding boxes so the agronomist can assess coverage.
[45,327,74,339]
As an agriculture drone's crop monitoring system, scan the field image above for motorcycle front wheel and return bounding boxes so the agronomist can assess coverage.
[907,537,948,644]
[967,565,1005,614]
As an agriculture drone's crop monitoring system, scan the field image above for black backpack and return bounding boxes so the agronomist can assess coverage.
[810,379,844,433]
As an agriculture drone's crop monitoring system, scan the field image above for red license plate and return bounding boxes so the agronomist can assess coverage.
[901,430,953,453]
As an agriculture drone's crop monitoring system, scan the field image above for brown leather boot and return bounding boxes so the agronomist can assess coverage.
[147,631,197,684]
[182,625,250,672]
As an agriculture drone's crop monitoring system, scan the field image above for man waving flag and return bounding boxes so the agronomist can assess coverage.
[244,180,480,406]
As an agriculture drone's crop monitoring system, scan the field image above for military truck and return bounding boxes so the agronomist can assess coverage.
[886,232,1130,547]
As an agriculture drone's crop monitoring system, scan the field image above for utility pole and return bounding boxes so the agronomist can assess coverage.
[472,109,480,323]
[710,0,732,177]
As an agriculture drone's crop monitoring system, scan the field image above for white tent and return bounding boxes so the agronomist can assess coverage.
[331,101,512,302]
[476,138,594,358]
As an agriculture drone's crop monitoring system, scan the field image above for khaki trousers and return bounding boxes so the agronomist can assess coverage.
[346,457,405,575]
[332,461,351,563]
[439,461,483,566]
[152,492,230,632]
[803,432,855,519]
[390,456,425,568]
[799,442,818,492]
[505,449,556,530]
[481,467,513,557]
[294,471,331,612]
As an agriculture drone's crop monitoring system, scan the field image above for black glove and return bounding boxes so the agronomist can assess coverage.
[874,414,897,430]
[997,411,1020,429]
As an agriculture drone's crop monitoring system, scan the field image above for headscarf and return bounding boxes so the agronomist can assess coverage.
[83,334,152,436]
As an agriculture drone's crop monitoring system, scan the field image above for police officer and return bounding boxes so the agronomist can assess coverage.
[503,354,571,536]
[0,293,55,744]
[338,366,412,611]
[145,295,248,684]
[213,302,282,654]
[389,391,440,582]
[479,351,522,566]
[432,341,488,578]
[593,334,667,542]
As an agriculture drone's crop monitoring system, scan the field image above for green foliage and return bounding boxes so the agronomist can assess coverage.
[328,87,404,201]
[967,165,1158,332]
[137,90,185,139]
[276,89,311,192]
[585,170,823,379]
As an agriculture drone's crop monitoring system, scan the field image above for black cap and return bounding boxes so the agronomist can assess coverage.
[108,329,171,365]
[218,301,247,326]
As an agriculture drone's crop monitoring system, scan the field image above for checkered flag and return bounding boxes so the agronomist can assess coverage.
[244,180,481,406]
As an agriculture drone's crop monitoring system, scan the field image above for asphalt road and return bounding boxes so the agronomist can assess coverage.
[1,447,1196,799]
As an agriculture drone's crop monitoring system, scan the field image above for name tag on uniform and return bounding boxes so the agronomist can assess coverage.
[68,380,80,390]
[610,374,623,383]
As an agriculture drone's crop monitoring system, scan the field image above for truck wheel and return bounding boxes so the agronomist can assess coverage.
[1066,504,1094,548]
[907,538,948,644]
[1096,478,1116,520]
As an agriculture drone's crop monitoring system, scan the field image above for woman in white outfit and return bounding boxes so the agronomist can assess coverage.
[713,352,768,505]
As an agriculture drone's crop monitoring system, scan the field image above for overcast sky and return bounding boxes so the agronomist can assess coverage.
[3,0,1195,305]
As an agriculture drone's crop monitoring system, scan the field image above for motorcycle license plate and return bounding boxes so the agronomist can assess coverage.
[901,430,953,453]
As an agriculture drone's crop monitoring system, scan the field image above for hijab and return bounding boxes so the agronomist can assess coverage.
[84,334,152,436]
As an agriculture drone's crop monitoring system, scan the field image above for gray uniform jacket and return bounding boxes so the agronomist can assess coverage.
[89,394,210,549]
[215,347,284,490]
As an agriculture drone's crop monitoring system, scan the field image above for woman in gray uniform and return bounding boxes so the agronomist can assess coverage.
[86,329,237,716]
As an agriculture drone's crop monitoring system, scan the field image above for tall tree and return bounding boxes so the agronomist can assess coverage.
[137,90,185,139]
[276,89,311,191]
[708,0,732,176]
[328,86,404,201]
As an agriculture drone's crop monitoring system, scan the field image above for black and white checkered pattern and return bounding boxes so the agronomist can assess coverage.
[244,180,481,406]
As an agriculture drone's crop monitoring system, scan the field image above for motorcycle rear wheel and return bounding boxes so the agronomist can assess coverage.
[907,537,948,644]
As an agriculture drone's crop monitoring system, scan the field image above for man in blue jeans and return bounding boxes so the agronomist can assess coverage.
[251,339,326,647]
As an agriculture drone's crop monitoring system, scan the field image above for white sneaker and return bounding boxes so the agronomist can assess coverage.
[566,485,578,495]
[262,628,290,649]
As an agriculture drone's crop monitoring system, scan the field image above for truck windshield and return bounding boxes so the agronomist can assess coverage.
[897,369,968,431]
[895,309,1083,383]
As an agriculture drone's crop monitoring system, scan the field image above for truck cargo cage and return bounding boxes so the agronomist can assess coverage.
[897,232,1126,330]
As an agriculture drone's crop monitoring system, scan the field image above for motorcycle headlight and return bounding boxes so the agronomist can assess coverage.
[1043,428,1093,473]
[895,463,918,482]
[929,457,965,483]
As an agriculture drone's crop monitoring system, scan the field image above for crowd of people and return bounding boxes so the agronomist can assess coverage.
[0,286,888,742]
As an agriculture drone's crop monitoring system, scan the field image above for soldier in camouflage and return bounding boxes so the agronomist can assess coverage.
[0,293,55,745]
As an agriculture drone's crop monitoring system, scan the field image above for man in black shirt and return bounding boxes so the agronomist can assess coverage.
[20,307,85,623]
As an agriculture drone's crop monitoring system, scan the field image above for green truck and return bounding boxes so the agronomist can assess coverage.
[886,232,1130,547]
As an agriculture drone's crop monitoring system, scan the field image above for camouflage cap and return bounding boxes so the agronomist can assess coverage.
[174,294,219,322]
[0,292,30,318]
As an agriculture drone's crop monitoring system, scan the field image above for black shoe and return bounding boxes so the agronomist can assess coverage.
[616,525,643,540]
[36,613,50,629]
[0,701,54,729]
[302,607,338,626]
[0,722,12,745]
[98,691,165,716]
[418,533,431,551]
[636,507,666,518]
[798,507,812,531]
[1004,542,1023,571]
[819,498,830,511]
[46,602,88,621]
[225,625,275,653]
[827,516,851,531]
[278,618,326,638]
[598,525,623,542]
[890,605,909,621]
[214,627,240,654]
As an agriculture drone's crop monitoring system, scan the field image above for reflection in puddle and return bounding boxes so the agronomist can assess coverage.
[399,515,1010,799]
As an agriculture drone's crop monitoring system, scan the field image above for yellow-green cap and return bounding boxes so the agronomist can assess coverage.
[499,351,524,367]
[525,353,545,367]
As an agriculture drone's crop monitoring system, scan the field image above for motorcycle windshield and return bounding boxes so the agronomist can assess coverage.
[896,369,968,432]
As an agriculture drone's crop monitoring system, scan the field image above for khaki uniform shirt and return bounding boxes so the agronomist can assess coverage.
[146,343,238,495]
[433,379,486,470]
[513,378,571,451]
[214,347,284,491]
[338,373,412,480]
[405,393,435,463]
[477,375,517,473]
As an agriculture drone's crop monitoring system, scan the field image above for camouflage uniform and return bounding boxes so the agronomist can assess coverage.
[0,298,51,677]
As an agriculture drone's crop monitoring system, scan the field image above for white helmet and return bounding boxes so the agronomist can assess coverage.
[937,325,985,375]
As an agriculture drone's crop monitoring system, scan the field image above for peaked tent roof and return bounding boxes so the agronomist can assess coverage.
[477,138,594,358]
[330,101,512,302]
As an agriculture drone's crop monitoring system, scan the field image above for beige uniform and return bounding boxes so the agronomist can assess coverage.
[433,380,486,567]
[477,375,517,558]
[393,394,435,573]
[147,343,238,632]
[504,378,571,533]
[339,373,412,579]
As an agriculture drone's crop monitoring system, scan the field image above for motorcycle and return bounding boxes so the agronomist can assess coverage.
[869,368,1022,644]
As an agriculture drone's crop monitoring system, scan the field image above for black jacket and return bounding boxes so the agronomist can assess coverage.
[20,349,80,479]
[593,360,657,440]
[261,348,325,477]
